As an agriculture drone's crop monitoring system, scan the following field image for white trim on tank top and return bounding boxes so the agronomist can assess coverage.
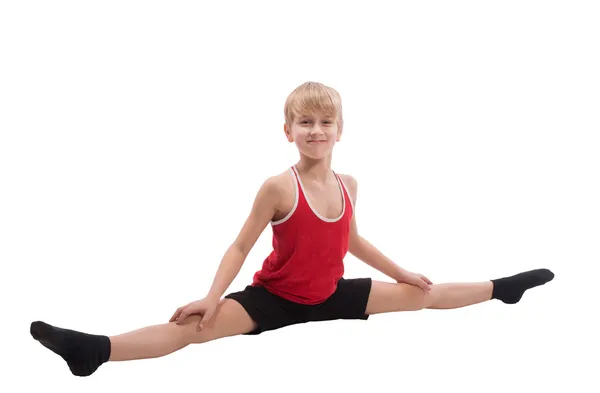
[271,165,350,226]
[271,167,299,226]
[336,175,355,215]
[293,164,346,223]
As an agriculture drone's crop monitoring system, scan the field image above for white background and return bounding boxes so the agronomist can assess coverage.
[1,1,598,391]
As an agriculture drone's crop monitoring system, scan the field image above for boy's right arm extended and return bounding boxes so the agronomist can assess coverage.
[205,177,279,300]
[205,244,247,300]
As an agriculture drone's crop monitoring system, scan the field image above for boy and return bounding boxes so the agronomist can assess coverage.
[30,81,555,377]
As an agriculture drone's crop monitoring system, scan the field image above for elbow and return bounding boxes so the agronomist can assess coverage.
[231,241,250,259]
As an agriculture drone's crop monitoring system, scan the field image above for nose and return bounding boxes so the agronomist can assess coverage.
[309,125,324,136]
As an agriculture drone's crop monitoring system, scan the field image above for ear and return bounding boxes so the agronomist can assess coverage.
[284,123,294,142]
[336,121,343,142]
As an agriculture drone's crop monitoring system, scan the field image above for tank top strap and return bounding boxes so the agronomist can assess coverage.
[290,165,309,209]
[290,165,300,183]
[290,165,304,197]
[333,171,354,217]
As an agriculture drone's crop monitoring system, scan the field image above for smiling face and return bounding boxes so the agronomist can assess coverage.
[283,82,344,160]
[284,110,342,159]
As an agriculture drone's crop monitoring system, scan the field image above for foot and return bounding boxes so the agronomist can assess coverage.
[491,268,554,304]
[30,321,111,377]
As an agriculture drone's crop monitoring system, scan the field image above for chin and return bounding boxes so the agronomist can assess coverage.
[301,151,331,160]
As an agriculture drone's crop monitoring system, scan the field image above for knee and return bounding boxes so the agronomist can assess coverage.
[404,284,431,310]
[367,281,435,314]
[421,288,434,309]
[177,315,213,345]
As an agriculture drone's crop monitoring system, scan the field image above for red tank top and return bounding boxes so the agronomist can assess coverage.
[251,165,354,305]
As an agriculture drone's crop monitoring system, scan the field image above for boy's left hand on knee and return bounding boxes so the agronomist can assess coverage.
[396,271,433,291]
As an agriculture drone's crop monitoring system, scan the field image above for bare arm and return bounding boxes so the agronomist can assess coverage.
[344,175,408,281]
[205,176,280,300]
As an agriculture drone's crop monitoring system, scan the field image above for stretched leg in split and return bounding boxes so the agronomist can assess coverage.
[30,298,256,377]
[365,268,554,314]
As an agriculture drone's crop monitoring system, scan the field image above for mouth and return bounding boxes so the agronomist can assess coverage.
[307,140,327,143]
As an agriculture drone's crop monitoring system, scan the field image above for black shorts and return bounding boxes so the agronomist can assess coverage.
[224,277,372,335]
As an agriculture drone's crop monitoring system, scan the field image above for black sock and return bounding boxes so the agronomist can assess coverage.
[30,321,111,377]
[491,268,554,304]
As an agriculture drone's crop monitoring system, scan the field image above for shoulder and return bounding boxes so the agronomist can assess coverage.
[337,173,358,202]
[256,168,294,204]
[268,168,295,192]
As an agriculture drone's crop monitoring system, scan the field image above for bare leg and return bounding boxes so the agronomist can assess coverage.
[108,321,191,361]
[366,269,554,315]
[365,280,493,315]
[31,298,256,376]
[427,281,493,309]
[108,298,256,361]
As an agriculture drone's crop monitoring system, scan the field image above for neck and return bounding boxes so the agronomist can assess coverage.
[295,154,334,183]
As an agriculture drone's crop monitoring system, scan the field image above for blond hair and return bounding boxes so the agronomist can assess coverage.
[284,82,343,128]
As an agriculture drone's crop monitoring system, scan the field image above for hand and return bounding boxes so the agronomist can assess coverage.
[397,271,433,291]
[169,296,220,331]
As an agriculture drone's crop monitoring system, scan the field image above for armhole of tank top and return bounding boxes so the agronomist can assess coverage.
[271,167,299,226]
[336,173,355,217]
